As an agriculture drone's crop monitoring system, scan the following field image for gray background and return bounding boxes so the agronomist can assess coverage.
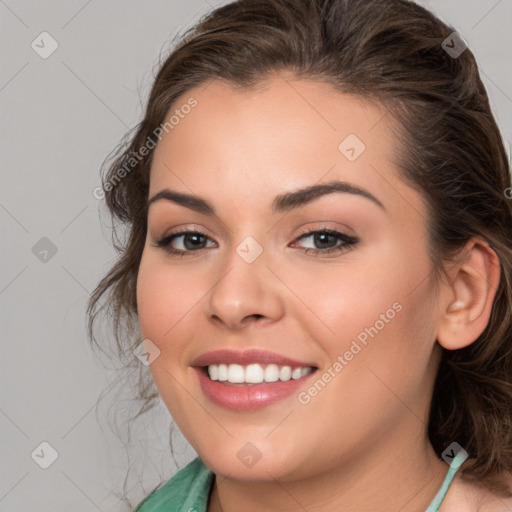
[1,0,511,510]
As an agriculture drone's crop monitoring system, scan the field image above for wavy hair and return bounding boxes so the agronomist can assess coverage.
[87,0,512,503]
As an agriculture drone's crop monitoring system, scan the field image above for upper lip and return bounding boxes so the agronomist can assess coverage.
[191,348,317,368]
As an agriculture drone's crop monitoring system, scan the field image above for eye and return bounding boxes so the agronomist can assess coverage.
[291,228,358,256]
[153,227,358,257]
[153,228,216,257]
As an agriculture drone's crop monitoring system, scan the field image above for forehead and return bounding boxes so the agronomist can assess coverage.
[152,76,393,169]
[148,75,423,220]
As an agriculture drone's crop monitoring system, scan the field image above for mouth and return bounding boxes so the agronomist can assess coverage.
[191,349,319,410]
[201,363,315,385]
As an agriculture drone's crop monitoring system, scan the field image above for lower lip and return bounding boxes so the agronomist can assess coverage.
[194,367,316,411]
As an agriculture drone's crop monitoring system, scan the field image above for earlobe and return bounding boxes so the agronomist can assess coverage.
[437,239,500,351]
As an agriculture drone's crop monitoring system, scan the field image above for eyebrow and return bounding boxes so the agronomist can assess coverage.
[147,180,386,215]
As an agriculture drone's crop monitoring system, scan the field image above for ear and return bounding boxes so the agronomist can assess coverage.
[437,238,500,351]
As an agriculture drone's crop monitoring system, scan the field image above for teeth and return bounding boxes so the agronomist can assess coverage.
[301,367,312,377]
[279,366,292,381]
[228,364,245,383]
[207,363,314,384]
[246,363,264,383]
[291,367,302,379]
[264,364,279,382]
[217,364,228,381]
[208,364,219,380]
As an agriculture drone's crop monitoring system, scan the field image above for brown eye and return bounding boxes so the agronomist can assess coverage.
[292,229,358,255]
[154,229,216,256]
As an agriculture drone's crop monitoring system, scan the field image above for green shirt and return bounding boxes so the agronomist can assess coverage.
[134,451,466,512]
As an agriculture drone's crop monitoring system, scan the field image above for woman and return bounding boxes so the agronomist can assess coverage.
[88,0,512,510]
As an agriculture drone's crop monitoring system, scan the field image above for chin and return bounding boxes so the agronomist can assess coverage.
[198,442,301,481]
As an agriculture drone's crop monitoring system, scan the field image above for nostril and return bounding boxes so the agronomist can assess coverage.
[242,313,265,324]
[241,314,264,323]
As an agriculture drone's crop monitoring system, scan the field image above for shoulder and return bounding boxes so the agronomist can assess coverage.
[134,457,215,512]
[441,469,512,512]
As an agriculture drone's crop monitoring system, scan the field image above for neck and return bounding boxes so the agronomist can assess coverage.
[208,433,448,512]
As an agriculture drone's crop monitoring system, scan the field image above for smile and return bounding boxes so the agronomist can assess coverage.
[206,363,314,384]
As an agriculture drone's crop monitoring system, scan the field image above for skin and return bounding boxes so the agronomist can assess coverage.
[136,74,502,511]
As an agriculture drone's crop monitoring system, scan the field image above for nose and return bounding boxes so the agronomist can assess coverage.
[203,246,285,331]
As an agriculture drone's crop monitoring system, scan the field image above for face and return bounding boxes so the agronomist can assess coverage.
[136,75,443,482]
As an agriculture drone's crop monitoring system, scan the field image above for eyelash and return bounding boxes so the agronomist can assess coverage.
[153,227,358,258]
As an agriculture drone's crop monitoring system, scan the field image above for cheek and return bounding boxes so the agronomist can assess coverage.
[136,251,202,343]
[136,259,169,342]
[286,239,436,393]
[280,245,405,347]
[136,252,200,420]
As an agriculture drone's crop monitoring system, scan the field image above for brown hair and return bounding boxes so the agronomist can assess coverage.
[88,0,512,501]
